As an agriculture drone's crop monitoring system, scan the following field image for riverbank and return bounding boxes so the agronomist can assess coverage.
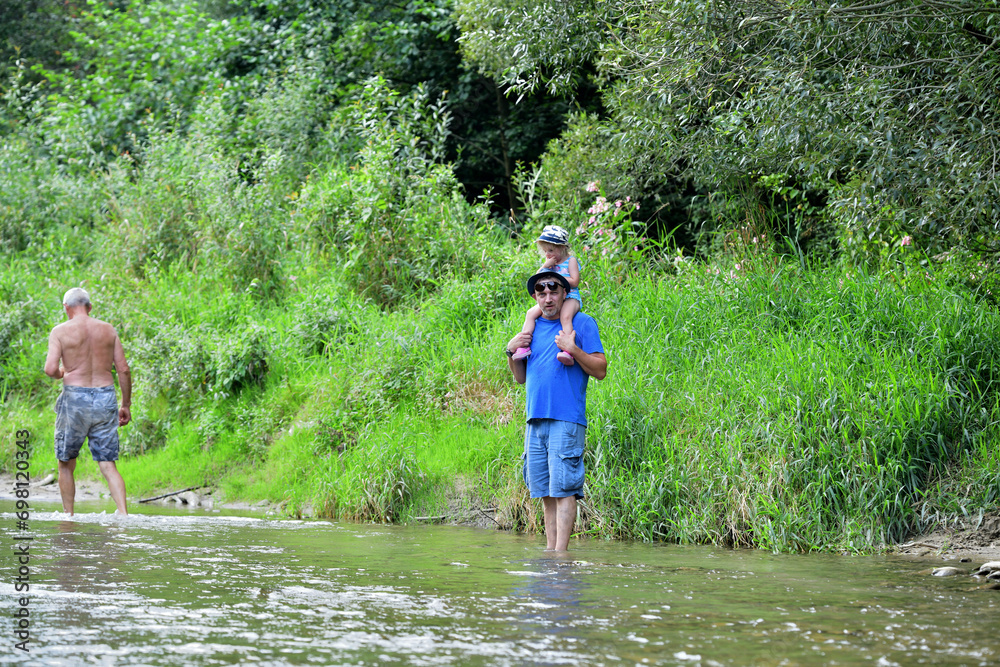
[894,511,1000,562]
[0,472,265,513]
[5,262,1000,554]
[7,472,1000,564]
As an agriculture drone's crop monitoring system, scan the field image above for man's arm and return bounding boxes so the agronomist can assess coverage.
[574,351,607,380]
[113,334,132,426]
[44,330,64,379]
[506,332,531,384]
[555,330,607,380]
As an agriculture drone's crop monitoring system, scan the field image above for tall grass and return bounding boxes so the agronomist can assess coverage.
[578,262,1000,551]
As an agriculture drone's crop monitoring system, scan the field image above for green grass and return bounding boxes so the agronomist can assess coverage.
[572,262,1000,551]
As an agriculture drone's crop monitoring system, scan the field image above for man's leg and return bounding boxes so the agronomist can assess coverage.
[542,495,577,551]
[98,461,128,515]
[57,458,77,515]
[542,497,559,550]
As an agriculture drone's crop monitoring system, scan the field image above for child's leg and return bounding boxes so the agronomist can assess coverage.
[513,305,541,360]
[556,298,581,366]
[522,305,541,335]
[559,298,580,336]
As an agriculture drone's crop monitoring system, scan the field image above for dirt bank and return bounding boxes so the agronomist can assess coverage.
[0,472,246,511]
[894,511,1000,563]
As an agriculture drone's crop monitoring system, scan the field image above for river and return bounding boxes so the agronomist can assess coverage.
[1,498,997,665]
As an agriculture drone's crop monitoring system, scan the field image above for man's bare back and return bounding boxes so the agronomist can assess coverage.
[45,315,127,388]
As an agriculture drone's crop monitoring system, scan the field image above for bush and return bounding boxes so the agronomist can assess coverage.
[103,130,203,277]
[208,323,270,398]
[0,135,101,255]
[298,78,488,307]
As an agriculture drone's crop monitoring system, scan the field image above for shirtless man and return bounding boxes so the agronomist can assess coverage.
[44,288,132,515]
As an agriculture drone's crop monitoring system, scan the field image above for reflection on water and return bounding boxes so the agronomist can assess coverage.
[1,499,997,666]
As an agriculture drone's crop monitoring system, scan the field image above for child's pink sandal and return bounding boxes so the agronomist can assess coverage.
[512,347,532,360]
[557,351,575,366]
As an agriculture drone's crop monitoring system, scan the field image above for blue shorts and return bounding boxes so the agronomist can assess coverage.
[522,419,586,499]
[54,385,120,462]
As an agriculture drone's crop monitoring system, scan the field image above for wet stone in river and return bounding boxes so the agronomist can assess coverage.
[931,566,966,577]
[971,561,1000,577]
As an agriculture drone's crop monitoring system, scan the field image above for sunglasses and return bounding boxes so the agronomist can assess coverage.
[533,281,562,294]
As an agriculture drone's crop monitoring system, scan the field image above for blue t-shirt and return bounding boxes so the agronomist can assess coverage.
[524,312,604,426]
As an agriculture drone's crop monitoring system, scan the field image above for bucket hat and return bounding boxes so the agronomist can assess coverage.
[537,225,569,246]
[526,270,570,295]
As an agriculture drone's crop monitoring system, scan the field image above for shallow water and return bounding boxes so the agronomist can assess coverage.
[1,498,997,666]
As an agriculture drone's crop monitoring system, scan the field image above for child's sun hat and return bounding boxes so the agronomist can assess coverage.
[537,225,569,246]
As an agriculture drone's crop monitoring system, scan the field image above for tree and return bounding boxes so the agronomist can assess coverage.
[457,0,1000,260]
[232,0,583,213]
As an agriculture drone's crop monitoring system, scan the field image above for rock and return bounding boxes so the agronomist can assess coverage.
[972,561,1000,576]
[972,582,1000,591]
[931,566,966,577]
[178,491,201,506]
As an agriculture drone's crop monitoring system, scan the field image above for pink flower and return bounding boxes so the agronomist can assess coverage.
[602,248,608,255]
[615,200,623,208]
[589,196,609,214]
[735,263,742,270]
[901,235,913,247]
[634,203,640,210]
[625,196,631,202]
[588,216,596,225]
[586,181,600,192]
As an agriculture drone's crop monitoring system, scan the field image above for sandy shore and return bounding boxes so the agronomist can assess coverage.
[3,471,107,504]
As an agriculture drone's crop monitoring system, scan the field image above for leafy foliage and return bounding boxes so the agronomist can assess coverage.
[0,134,100,253]
[454,0,604,96]
[0,0,85,78]
[299,77,487,307]
[26,0,254,166]
[458,0,1000,263]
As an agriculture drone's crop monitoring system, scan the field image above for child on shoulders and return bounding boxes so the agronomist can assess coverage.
[512,225,582,366]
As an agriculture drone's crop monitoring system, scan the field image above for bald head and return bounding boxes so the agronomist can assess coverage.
[63,288,91,308]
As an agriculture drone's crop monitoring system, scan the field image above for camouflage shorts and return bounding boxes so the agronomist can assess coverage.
[54,385,119,462]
